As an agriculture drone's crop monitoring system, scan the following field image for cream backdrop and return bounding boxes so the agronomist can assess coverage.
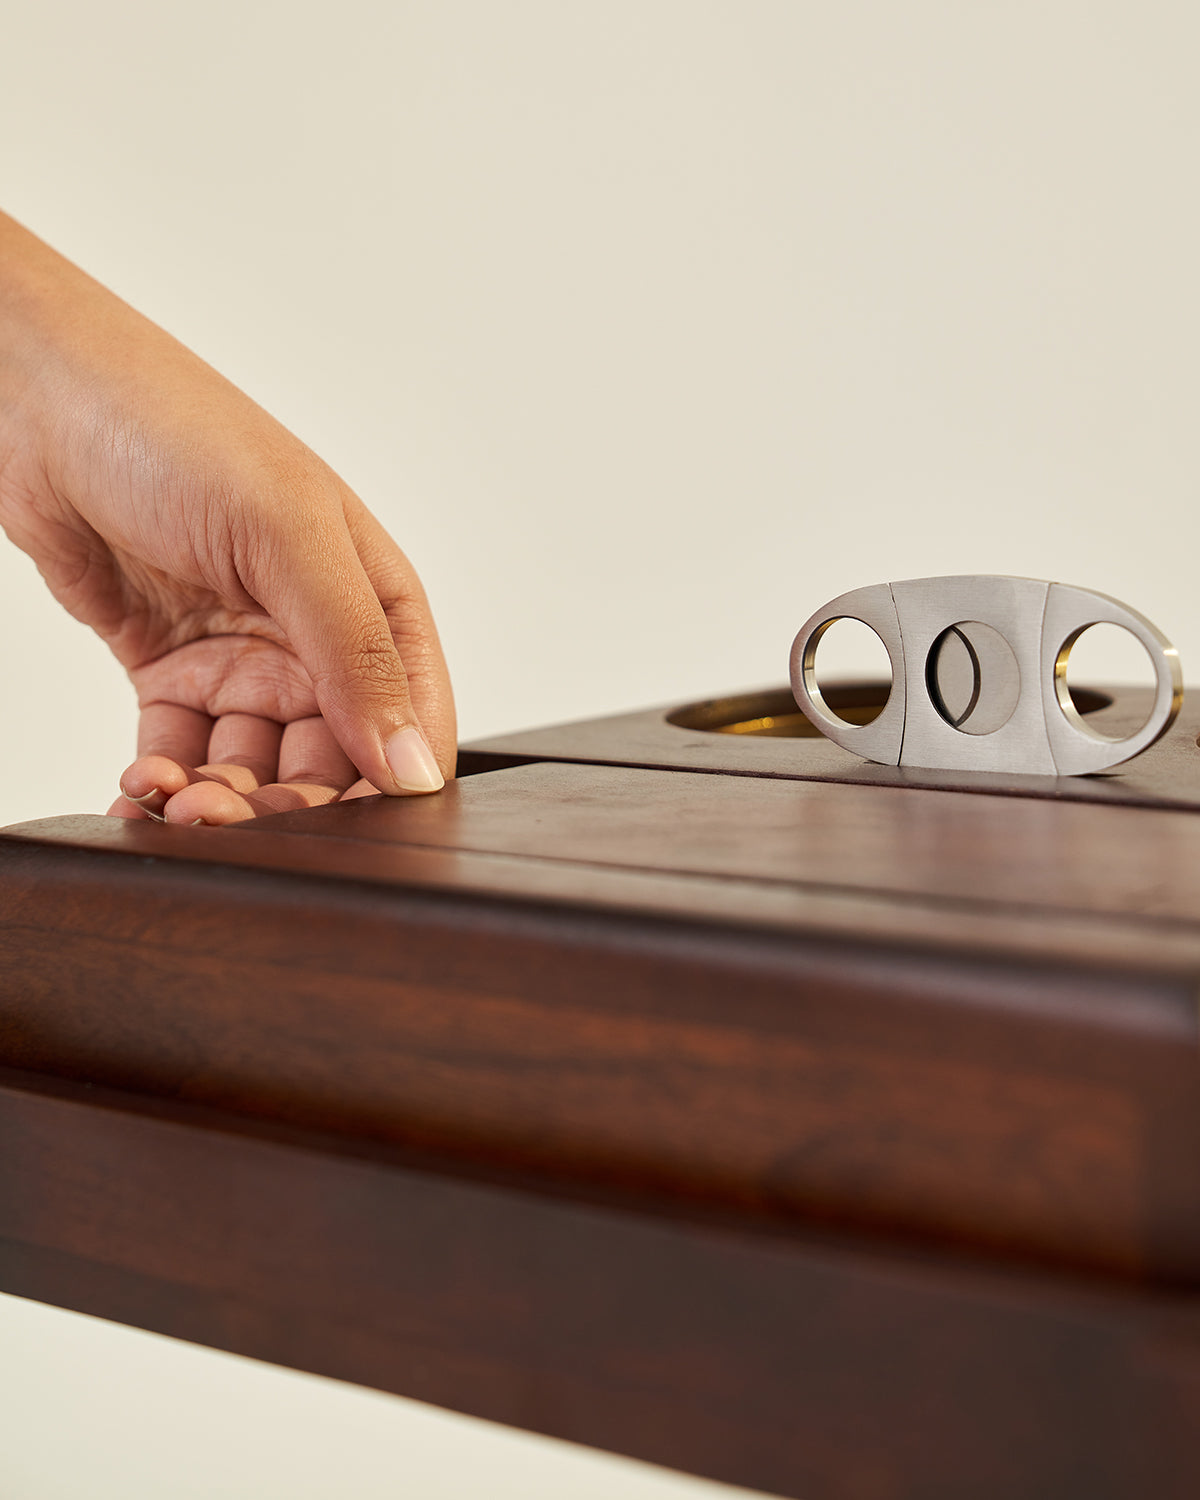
[2,2,1197,1496]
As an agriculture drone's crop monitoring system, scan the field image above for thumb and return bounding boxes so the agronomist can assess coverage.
[248,517,449,796]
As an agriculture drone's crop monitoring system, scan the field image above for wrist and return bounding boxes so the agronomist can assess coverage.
[0,214,136,536]
[0,215,68,512]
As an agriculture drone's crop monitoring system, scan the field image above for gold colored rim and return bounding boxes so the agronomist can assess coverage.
[669,681,1114,739]
[1053,627,1179,745]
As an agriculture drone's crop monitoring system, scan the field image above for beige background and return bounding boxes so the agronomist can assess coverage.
[2,3,1197,1495]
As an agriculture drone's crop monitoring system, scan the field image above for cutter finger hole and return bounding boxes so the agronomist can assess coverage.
[1054,622,1159,742]
[802,617,893,727]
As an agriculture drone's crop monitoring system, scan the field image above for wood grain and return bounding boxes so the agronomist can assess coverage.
[3,764,1199,1280]
[3,1066,1199,1500]
[259,759,1200,924]
[5,719,1200,1498]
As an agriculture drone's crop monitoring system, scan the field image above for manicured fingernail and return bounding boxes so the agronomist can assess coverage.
[121,783,169,821]
[190,818,207,827]
[384,727,445,793]
[122,784,161,806]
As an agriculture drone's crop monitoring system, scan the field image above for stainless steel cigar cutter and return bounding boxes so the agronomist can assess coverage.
[789,576,1183,775]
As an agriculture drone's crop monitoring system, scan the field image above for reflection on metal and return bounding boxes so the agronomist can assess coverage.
[666,682,1113,739]
[926,622,1021,736]
[789,576,1182,775]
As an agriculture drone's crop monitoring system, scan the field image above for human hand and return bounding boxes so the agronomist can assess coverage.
[0,213,454,824]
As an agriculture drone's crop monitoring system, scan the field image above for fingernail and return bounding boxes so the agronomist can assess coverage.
[121,784,162,807]
[384,727,445,793]
[122,784,170,823]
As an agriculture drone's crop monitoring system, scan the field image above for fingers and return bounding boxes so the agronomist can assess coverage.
[244,505,450,797]
[118,754,201,819]
[150,714,287,821]
[275,714,357,787]
[114,714,373,826]
[107,793,154,820]
[133,702,212,778]
[340,779,381,801]
[157,781,258,825]
[205,713,285,790]
[111,474,458,818]
[116,701,211,817]
[343,499,457,769]
[118,710,277,819]
[169,715,358,823]
[158,774,346,826]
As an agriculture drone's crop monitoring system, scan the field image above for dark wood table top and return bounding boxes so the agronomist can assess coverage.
[3,684,1199,1499]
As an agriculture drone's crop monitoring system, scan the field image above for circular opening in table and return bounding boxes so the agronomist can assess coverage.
[667,682,890,737]
[667,681,1111,738]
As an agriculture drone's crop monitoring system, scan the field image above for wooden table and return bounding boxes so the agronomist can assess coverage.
[2,683,1199,1500]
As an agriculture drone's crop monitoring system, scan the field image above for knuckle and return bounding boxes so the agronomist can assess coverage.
[317,629,407,700]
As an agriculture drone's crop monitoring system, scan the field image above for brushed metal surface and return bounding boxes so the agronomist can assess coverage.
[790,576,1182,775]
[789,582,907,766]
[1041,584,1183,775]
[927,623,1021,735]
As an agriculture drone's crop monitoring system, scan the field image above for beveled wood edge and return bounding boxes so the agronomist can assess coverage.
[2,1060,1183,1304]
[3,1064,1198,1500]
[5,813,1200,992]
